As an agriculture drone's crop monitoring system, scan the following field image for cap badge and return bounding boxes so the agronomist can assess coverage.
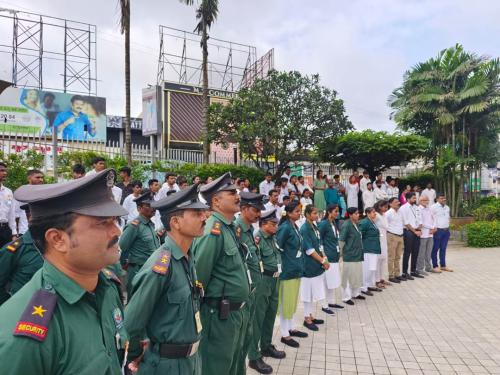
[106,171,115,187]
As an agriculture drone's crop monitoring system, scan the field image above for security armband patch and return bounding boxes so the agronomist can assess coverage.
[211,222,221,236]
[5,238,23,253]
[101,268,121,285]
[151,250,171,275]
[13,289,57,342]
[131,220,140,226]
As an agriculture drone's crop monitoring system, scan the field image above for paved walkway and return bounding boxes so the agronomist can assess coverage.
[249,242,500,375]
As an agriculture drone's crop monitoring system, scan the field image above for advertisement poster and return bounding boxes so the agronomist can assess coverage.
[142,86,160,136]
[0,87,107,141]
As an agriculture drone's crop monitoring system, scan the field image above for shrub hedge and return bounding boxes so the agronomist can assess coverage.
[465,221,500,248]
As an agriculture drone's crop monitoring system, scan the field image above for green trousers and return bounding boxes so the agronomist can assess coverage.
[137,348,201,374]
[248,276,279,361]
[236,291,257,374]
[199,302,248,375]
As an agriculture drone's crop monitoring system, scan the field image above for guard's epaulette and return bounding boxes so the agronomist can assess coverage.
[211,222,222,236]
[13,289,57,342]
[5,238,23,253]
[151,250,171,275]
[130,220,140,226]
[101,268,121,285]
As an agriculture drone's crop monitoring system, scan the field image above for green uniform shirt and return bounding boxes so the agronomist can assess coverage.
[125,235,202,363]
[339,220,364,262]
[235,217,262,288]
[256,229,282,273]
[276,219,304,280]
[193,212,250,302]
[0,262,126,374]
[0,231,44,305]
[318,220,340,263]
[300,221,325,278]
[119,215,160,266]
[359,218,381,254]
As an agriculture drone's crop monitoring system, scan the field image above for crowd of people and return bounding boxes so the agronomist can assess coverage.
[0,158,453,375]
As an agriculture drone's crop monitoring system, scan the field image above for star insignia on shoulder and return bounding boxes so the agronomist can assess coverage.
[32,305,47,318]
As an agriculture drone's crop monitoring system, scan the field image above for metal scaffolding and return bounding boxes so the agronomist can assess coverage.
[0,8,97,95]
[156,25,259,91]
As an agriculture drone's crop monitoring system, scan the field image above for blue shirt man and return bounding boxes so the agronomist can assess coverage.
[53,95,95,140]
[324,180,339,206]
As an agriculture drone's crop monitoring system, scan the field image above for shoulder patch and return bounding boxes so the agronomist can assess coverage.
[211,222,222,236]
[101,268,121,285]
[130,220,140,226]
[5,238,23,253]
[151,250,171,275]
[13,289,57,342]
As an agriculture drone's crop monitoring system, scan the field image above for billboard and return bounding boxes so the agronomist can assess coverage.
[142,86,161,136]
[0,87,106,141]
[107,115,143,130]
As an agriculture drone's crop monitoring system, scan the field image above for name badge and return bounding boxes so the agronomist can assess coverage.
[259,260,264,273]
[277,263,282,274]
[247,269,253,285]
[195,311,203,334]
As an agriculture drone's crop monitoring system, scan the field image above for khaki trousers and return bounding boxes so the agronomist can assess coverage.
[387,233,404,278]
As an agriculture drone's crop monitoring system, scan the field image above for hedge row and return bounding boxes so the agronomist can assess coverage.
[465,221,500,248]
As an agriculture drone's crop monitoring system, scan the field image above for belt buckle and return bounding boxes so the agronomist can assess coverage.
[189,341,200,356]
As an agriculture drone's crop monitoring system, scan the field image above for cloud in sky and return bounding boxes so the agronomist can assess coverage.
[0,0,499,131]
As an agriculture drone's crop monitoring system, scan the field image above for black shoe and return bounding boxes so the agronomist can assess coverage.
[303,320,319,331]
[389,277,401,283]
[329,303,344,309]
[354,295,366,300]
[344,299,355,305]
[321,307,335,315]
[281,336,299,348]
[361,290,374,296]
[403,273,414,280]
[249,358,273,374]
[312,318,324,324]
[289,330,308,338]
[261,345,286,359]
[397,275,407,281]
[368,287,382,292]
[411,272,424,278]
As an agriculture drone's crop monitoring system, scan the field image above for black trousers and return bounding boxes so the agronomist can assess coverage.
[403,229,420,274]
[0,225,13,248]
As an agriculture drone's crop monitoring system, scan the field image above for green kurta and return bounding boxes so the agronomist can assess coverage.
[0,231,44,305]
[276,219,304,280]
[339,220,364,262]
[125,235,202,375]
[300,221,325,278]
[248,229,281,361]
[0,262,126,374]
[318,220,340,263]
[359,218,381,254]
[192,211,250,375]
[118,215,161,296]
[313,179,327,211]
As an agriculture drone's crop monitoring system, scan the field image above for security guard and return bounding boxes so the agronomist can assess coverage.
[0,169,128,374]
[119,192,160,297]
[234,192,265,374]
[248,209,286,374]
[193,172,250,375]
[0,226,43,305]
[125,184,207,374]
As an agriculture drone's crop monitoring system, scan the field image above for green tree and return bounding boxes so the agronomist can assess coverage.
[318,130,429,178]
[208,70,353,176]
[389,44,500,216]
[181,0,219,164]
[118,0,132,166]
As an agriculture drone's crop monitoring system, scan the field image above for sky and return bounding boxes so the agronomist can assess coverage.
[0,0,499,131]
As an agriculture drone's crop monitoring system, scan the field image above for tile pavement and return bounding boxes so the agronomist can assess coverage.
[248,242,500,375]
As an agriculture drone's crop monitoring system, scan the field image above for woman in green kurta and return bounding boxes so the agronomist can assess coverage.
[276,202,307,348]
[359,207,382,295]
[318,204,344,310]
[313,170,327,216]
[339,207,364,305]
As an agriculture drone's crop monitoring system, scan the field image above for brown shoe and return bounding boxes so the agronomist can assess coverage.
[441,267,453,272]
[376,282,386,289]
[432,267,442,273]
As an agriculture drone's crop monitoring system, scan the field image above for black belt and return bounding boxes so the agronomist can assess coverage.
[262,269,279,278]
[157,341,200,358]
[437,228,449,231]
[388,232,403,237]
[204,298,246,310]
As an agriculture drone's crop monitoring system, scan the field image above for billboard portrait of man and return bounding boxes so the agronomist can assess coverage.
[53,95,95,140]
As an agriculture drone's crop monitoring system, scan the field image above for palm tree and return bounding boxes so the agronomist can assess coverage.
[181,0,219,164]
[119,0,132,165]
